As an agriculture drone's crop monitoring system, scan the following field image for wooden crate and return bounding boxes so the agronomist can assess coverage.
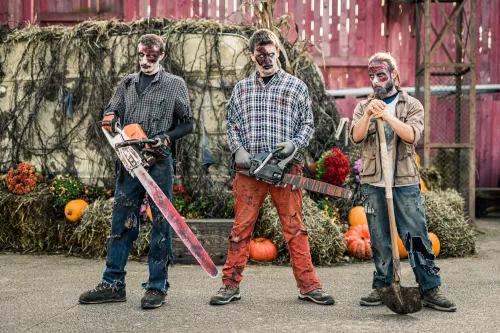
[172,218,234,265]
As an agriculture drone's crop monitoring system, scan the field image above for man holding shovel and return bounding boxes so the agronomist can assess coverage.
[350,52,456,312]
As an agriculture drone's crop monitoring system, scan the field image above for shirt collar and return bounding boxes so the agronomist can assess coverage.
[253,68,284,85]
[132,65,165,83]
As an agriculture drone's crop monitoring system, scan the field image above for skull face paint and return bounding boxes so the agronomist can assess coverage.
[138,43,163,75]
[251,44,279,77]
[369,61,395,99]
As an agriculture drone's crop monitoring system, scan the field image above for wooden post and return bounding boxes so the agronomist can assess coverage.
[469,0,477,222]
[424,0,431,168]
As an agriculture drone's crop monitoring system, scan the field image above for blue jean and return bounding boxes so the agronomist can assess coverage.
[362,184,441,292]
[102,156,174,294]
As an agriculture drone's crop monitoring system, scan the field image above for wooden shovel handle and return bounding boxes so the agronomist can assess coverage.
[376,118,402,281]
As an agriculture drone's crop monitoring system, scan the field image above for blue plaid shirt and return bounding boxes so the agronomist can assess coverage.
[226,69,315,159]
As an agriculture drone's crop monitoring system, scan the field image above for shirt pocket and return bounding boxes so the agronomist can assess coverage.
[361,148,377,177]
[396,144,418,177]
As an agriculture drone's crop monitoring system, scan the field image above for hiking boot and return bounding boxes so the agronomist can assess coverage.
[298,288,335,305]
[422,287,457,312]
[79,282,126,304]
[209,285,241,305]
[360,289,383,306]
[141,289,167,309]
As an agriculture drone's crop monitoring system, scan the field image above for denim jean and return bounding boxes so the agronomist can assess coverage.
[102,156,174,295]
[362,184,441,292]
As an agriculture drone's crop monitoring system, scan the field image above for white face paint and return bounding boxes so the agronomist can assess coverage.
[137,43,164,75]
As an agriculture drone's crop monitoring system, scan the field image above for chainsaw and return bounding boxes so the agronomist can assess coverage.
[102,123,219,278]
[233,146,353,200]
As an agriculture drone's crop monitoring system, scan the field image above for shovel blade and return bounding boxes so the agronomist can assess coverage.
[377,283,422,314]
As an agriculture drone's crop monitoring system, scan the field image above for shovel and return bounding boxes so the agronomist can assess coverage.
[374,118,422,315]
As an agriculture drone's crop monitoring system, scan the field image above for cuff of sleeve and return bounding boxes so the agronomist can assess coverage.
[401,127,420,145]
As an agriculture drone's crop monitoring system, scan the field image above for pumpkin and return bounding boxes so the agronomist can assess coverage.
[420,178,429,192]
[344,224,373,259]
[415,153,421,169]
[146,205,153,221]
[397,236,408,259]
[348,206,368,226]
[397,232,440,258]
[428,232,441,256]
[64,199,89,222]
[249,238,278,262]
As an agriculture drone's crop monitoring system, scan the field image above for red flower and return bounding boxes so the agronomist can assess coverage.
[316,148,350,186]
[5,162,40,194]
[173,185,186,195]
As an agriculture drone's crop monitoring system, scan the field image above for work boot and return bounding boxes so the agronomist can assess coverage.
[360,289,383,306]
[141,289,167,309]
[422,287,457,312]
[209,285,241,305]
[79,282,126,304]
[298,288,335,305]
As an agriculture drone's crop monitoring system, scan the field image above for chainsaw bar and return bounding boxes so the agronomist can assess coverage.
[282,174,352,199]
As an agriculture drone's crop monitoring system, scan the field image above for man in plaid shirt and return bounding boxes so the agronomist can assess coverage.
[210,29,334,306]
[79,34,193,310]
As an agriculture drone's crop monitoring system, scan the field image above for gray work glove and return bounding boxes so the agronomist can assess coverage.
[276,141,296,157]
[234,146,251,168]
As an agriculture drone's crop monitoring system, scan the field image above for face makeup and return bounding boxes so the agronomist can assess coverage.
[252,44,279,77]
[138,44,162,75]
[369,61,395,99]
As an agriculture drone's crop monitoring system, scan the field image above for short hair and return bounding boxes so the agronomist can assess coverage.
[249,29,280,53]
[137,34,164,54]
[368,52,400,86]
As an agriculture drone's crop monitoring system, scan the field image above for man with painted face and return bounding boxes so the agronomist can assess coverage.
[209,29,334,306]
[350,52,456,312]
[79,34,193,310]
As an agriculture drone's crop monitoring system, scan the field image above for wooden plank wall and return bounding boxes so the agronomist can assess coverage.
[3,0,499,187]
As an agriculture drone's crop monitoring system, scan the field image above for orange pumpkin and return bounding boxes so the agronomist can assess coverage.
[344,224,372,259]
[348,206,368,226]
[397,232,440,258]
[249,238,278,262]
[428,232,440,256]
[397,236,408,259]
[64,199,89,222]
[420,178,429,192]
[415,153,421,169]
[146,205,153,221]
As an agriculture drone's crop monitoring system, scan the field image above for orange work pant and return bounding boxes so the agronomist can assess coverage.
[222,165,322,294]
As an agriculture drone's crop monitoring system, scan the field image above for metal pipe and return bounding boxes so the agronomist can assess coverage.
[326,84,500,98]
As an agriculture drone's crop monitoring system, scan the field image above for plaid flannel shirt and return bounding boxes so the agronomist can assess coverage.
[104,65,192,138]
[226,69,315,162]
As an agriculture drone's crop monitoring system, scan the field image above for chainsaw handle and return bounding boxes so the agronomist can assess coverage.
[115,139,157,148]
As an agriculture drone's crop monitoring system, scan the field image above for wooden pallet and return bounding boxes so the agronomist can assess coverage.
[172,218,234,265]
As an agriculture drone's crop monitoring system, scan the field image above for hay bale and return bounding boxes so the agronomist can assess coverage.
[420,167,442,191]
[254,194,346,265]
[69,197,152,258]
[0,185,72,251]
[423,189,476,257]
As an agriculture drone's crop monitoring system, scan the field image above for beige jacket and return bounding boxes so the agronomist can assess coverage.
[349,88,423,185]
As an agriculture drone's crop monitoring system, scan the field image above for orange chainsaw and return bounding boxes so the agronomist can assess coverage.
[102,123,219,278]
[233,146,353,200]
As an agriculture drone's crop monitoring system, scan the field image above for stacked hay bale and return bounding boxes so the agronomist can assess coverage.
[254,194,346,265]
[423,189,476,257]
[0,185,73,251]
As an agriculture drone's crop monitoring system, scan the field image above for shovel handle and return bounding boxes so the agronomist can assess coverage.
[376,118,401,281]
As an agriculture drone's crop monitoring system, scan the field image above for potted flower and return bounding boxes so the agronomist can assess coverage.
[315,148,350,186]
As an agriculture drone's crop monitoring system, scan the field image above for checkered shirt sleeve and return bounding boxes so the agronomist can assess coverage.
[226,69,315,155]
